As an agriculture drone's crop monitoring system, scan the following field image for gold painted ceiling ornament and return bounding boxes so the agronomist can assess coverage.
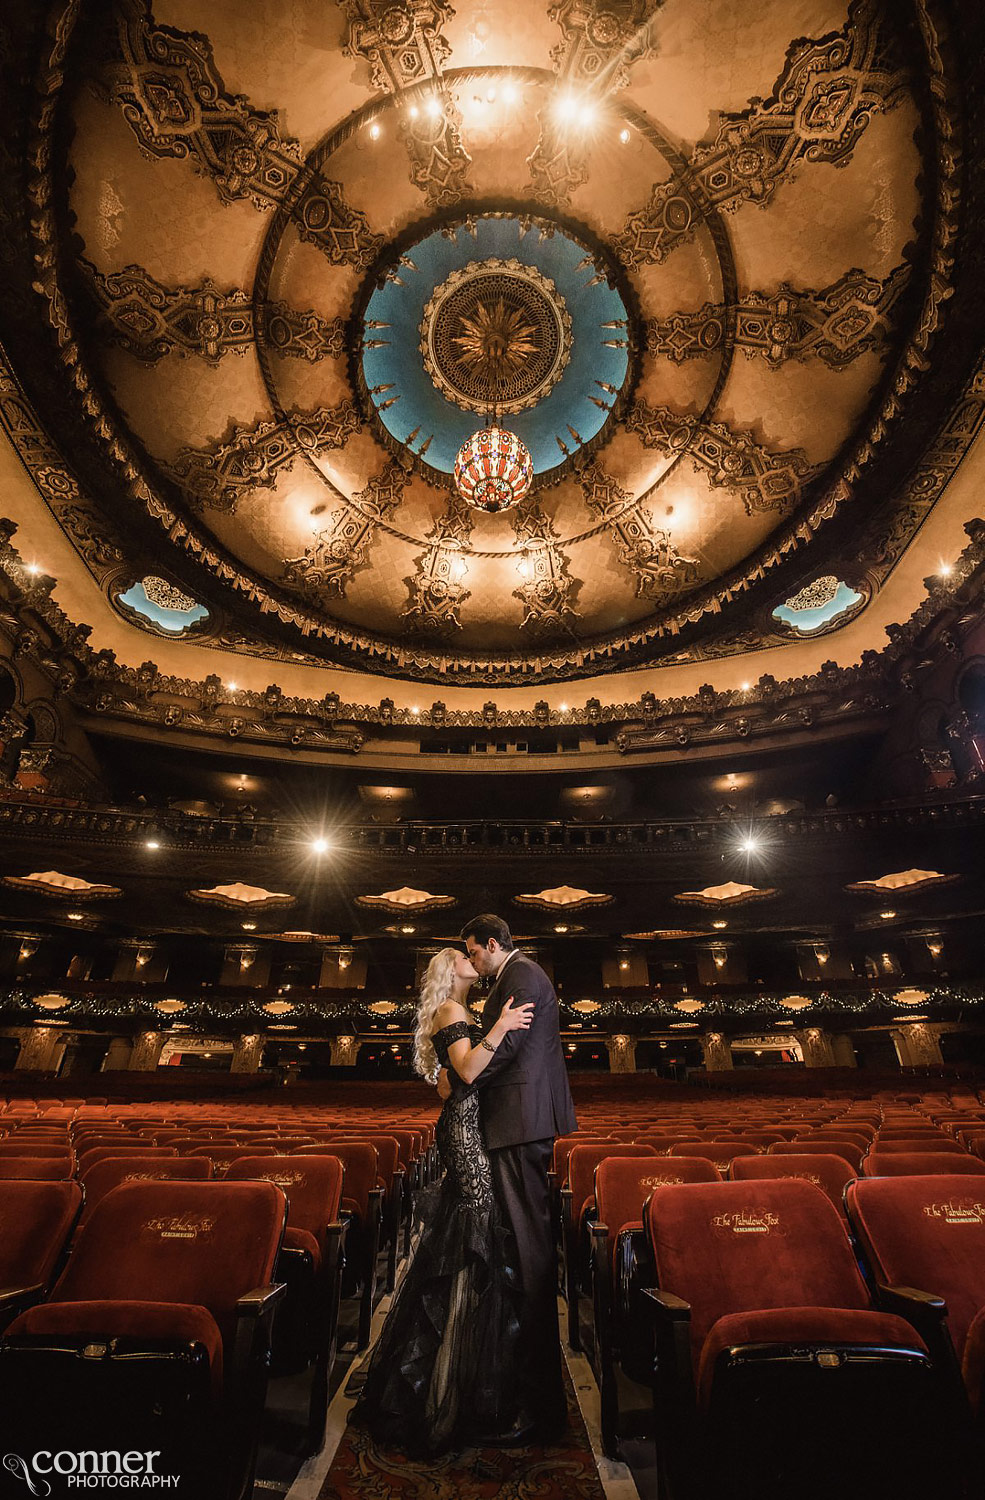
[355,886,456,912]
[894,989,930,1007]
[421,258,572,415]
[514,884,614,911]
[845,868,959,894]
[186,882,295,909]
[3,870,122,899]
[673,881,778,907]
[452,299,539,383]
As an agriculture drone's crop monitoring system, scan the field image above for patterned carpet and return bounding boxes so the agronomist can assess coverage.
[319,1375,607,1499]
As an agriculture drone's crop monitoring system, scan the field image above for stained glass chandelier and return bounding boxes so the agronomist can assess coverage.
[454,423,532,513]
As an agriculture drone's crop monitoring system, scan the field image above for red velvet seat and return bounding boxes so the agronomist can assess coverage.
[644,1179,945,1499]
[730,1153,856,1214]
[773,1138,865,1171]
[0,1156,73,1180]
[226,1154,345,1452]
[186,1144,277,1175]
[78,1154,213,1229]
[0,1143,71,1161]
[872,1137,967,1155]
[864,1152,985,1178]
[293,1144,382,1349]
[0,1180,286,1500]
[77,1144,179,1177]
[0,1179,81,1330]
[668,1142,761,1173]
[590,1155,720,1456]
[847,1174,985,1447]
[563,1144,658,1352]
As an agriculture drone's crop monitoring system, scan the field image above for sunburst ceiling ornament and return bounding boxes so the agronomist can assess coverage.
[3,870,121,899]
[453,299,539,383]
[845,868,959,894]
[356,886,456,912]
[514,884,614,911]
[186,882,295,909]
[673,881,778,907]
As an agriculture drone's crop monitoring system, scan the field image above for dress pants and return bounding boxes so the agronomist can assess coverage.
[487,1138,566,1431]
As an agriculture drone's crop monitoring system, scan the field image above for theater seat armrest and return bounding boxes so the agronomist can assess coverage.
[236,1282,287,1318]
[644,1289,692,1320]
[878,1284,947,1316]
[0,1283,45,1321]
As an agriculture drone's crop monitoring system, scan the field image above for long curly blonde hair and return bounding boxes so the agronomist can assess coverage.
[413,947,470,1083]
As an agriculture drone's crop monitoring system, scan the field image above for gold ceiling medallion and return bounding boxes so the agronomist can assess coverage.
[356,886,456,912]
[514,884,614,911]
[420,259,572,415]
[845,868,959,894]
[3,870,121,900]
[673,881,778,907]
[186,882,295,910]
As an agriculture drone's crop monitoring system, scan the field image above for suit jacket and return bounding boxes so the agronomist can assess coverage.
[463,951,577,1151]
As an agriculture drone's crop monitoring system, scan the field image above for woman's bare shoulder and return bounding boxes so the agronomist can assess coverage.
[433,999,473,1028]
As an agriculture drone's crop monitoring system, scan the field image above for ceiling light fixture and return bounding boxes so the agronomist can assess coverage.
[426,95,442,119]
[619,127,631,143]
[144,839,160,851]
[455,425,532,513]
[368,122,381,139]
[241,921,257,931]
[310,837,329,854]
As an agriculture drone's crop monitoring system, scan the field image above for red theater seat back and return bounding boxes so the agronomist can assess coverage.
[225,1154,344,1267]
[730,1153,855,1213]
[0,1180,81,1287]
[78,1155,213,1227]
[568,1144,657,1223]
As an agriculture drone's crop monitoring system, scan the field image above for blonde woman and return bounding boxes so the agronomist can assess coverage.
[353,947,532,1455]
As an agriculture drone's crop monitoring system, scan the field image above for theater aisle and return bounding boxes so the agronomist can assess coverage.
[283,1292,639,1500]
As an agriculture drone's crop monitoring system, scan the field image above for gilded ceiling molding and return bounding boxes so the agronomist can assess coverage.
[528,0,660,203]
[340,0,455,93]
[616,0,909,267]
[82,262,346,364]
[511,499,581,634]
[399,90,474,206]
[623,403,813,516]
[579,461,701,601]
[284,461,408,599]
[646,265,910,369]
[402,495,474,633]
[548,1,662,91]
[95,1,382,269]
[171,401,362,513]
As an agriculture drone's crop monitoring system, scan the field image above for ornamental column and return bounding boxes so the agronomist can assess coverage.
[231,1033,265,1073]
[605,1034,637,1073]
[129,1029,166,1071]
[796,1027,837,1068]
[701,1032,733,1071]
[330,1036,360,1066]
[13,1025,61,1071]
[891,1023,944,1069]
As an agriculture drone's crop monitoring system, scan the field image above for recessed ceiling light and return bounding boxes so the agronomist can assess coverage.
[242,921,257,931]
[880,910,897,919]
[368,122,381,139]
[411,706,420,715]
[619,127,631,143]
[740,836,760,853]
[227,681,238,692]
[554,924,569,934]
[310,837,329,854]
[400,924,415,934]
[27,562,41,575]
[426,96,442,118]
[66,912,84,921]
[740,682,751,692]
[144,839,160,851]
[939,561,952,576]
[712,920,728,930]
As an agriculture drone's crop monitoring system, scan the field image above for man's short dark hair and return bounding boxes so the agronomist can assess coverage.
[461,913,514,950]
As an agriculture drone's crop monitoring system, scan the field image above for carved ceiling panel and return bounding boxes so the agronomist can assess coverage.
[0,0,973,694]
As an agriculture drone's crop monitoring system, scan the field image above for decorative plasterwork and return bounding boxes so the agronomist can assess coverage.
[616,0,909,266]
[33,994,71,1010]
[186,882,295,909]
[894,989,930,1006]
[172,402,362,513]
[284,461,408,599]
[514,884,614,910]
[674,999,705,1013]
[84,262,346,364]
[579,462,701,601]
[624,403,813,516]
[673,881,778,907]
[399,90,473,206]
[340,0,454,93]
[96,2,382,268]
[355,887,456,912]
[780,995,813,1010]
[2,871,121,899]
[570,999,602,1014]
[646,266,911,368]
[154,999,187,1013]
[402,496,474,633]
[528,1,660,202]
[511,499,581,633]
[845,869,960,894]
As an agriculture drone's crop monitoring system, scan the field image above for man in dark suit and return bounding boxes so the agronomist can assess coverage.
[440,912,577,1443]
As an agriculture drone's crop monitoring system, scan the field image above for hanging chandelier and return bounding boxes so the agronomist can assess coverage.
[454,423,533,513]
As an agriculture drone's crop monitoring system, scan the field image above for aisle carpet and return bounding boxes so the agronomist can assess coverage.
[319,1373,607,1499]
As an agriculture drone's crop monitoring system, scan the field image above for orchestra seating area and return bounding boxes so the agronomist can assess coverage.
[3,1077,985,1497]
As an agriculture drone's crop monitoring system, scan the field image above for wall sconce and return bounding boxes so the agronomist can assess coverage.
[927,938,943,959]
[338,946,353,971]
[711,945,727,970]
[239,947,256,971]
[17,939,38,963]
[135,944,153,968]
[813,944,829,966]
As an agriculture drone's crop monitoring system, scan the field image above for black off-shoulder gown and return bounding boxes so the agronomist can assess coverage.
[352,1020,523,1455]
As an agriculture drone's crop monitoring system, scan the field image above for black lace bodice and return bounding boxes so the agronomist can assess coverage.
[432,1019,480,1068]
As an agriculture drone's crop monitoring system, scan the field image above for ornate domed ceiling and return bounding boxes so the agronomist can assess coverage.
[1,0,983,707]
